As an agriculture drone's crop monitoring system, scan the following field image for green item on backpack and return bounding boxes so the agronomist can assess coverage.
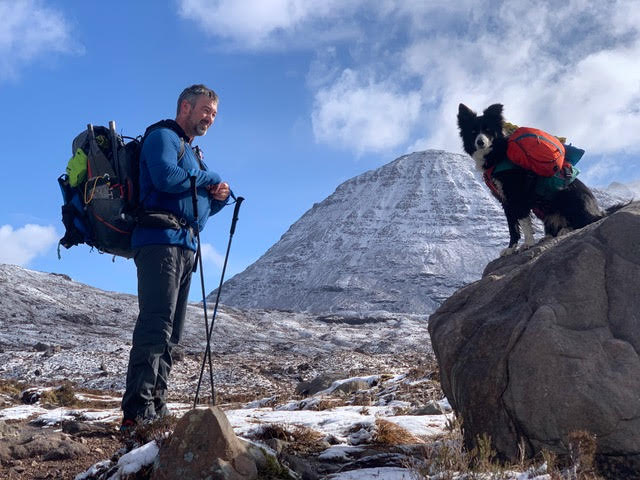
[58,120,187,259]
[66,148,88,187]
[534,144,584,198]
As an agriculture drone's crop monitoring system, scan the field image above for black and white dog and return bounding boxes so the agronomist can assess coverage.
[457,103,620,255]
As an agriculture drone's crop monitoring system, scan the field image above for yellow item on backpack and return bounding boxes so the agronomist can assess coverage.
[66,148,88,187]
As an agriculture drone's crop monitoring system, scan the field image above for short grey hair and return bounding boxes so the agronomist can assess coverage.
[176,84,218,116]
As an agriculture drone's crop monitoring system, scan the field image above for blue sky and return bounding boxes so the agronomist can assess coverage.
[1,0,639,299]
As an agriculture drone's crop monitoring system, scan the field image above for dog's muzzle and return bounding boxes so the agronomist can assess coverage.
[475,134,490,149]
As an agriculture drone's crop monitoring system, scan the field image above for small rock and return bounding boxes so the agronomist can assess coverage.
[152,407,258,480]
[171,348,185,362]
[334,379,370,394]
[264,438,287,454]
[296,374,344,396]
[33,342,49,352]
[21,389,40,404]
[413,400,444,415]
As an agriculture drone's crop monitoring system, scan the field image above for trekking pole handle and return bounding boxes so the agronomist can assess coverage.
[190,176,198,221]
[230,197,244,236]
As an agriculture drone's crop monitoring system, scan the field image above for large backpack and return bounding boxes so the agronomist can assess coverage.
[58,122,141,258]
[57,121,186,259]
[506,127,566,177]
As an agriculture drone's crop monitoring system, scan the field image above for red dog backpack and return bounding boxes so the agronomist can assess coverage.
[506,127,565,177]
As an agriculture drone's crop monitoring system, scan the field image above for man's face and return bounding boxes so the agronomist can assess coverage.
[185,95,217,137]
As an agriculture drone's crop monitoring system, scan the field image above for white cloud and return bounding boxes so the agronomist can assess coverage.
[0,0,79,80]
[177,0,365,50]
[0,224,58,266]
[397,0,640,157]
[200,243,225,268]
[312,69,422,154]
[180,0,640,159]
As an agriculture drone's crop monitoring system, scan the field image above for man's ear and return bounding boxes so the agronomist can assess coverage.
[483,103,504,119]
[179,99,192,117]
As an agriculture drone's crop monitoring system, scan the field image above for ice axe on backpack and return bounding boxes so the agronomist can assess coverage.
[189,176,244,408]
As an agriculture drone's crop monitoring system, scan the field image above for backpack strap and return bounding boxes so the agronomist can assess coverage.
[138,127,189,214]
[179,138,185,161]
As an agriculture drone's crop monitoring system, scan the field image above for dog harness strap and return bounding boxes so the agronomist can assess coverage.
[483,166,504,202]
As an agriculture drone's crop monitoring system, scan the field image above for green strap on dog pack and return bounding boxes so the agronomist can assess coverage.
[66,148,88,187]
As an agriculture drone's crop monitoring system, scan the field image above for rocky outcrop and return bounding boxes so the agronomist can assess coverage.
[428,202,640,475]
[152,407,265,480]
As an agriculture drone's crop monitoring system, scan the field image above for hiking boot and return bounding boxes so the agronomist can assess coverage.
[120,418,136,433]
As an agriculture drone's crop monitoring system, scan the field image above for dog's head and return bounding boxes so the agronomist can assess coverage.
[457,103,505,168]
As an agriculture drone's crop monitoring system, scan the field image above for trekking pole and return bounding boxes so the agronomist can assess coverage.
[108,121,120,180]
[189,177,216,406]
[193,191,245,408]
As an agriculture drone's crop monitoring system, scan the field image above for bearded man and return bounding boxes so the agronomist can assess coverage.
[121,84,230,429]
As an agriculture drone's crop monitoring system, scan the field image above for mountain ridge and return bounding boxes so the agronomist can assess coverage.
[212,150,507,315]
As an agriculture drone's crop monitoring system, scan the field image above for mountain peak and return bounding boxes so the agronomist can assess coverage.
[212,150,507,315]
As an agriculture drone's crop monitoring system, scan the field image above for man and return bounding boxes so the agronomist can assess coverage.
[121,84,230,428]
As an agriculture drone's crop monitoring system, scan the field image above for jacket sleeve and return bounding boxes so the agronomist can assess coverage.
[142,129,221,193]
[209,198,226,217]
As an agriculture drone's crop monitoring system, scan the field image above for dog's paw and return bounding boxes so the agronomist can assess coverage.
[558,227,573,236]
[519,242,533,251]
[500,246,516,256]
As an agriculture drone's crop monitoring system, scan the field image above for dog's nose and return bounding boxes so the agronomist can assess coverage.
[476,138,485,148]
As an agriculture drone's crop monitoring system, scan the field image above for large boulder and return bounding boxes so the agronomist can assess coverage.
[152,407,261,480]
[428,202,640,474]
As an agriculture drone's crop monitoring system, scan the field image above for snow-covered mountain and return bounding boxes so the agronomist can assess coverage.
[0,263,430,396]
[606,180,640,200]
[214,150,507,316]
[214,149,630,317]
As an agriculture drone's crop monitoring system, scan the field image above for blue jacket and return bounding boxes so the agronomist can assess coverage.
[131,120,226,251]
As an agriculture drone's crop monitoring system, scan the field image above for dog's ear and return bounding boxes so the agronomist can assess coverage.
[457,103,476,126]
[483,103,504,120]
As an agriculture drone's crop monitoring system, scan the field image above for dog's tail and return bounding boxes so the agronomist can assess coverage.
[604,200,632,216]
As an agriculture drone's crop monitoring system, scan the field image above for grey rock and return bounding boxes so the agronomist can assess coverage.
[264,437,288,454]
[333,379,372,394]
[428,202,640,473]
[1,431,89,462]
[296,374,345,396]
[61,420,115,437]
[152,407,259,480]
[412,400,444,415]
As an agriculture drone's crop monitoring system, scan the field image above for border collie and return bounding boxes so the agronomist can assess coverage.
[457,103,621,255]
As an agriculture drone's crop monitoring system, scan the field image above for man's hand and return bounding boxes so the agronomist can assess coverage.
[208,182,230,201]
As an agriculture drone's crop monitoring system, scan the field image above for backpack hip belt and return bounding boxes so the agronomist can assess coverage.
[137,210,195,236]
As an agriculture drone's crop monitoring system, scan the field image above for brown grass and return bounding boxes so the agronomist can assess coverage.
[249,423,326,455]
[310,397,347,410]
[567,430,603,480]
[126,415,178,447]
[373,418,422,445]
[0,379,26,397]
[407,420,608,480]
[39,382,77,407]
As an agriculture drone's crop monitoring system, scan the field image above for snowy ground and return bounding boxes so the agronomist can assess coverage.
[0,264,561,479]
[0,263,445,478]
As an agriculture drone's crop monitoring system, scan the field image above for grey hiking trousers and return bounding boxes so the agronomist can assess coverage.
[121,244,195,421]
